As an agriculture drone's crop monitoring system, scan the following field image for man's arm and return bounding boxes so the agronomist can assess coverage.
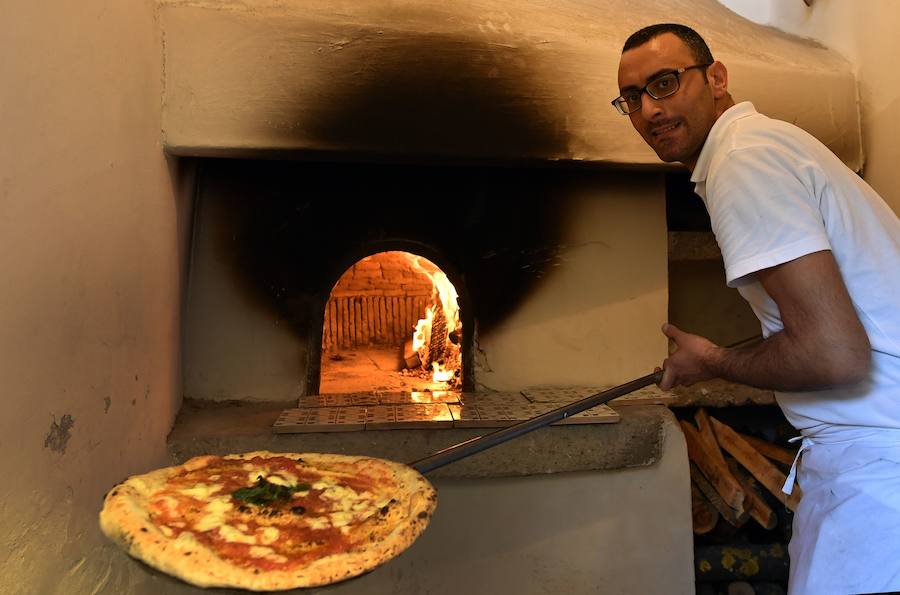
[659,250,871,391]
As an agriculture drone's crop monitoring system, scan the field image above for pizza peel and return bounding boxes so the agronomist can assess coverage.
[409,370,663,474]
[409,335,762,474]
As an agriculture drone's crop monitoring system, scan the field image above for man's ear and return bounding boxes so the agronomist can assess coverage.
[707,61,729,99]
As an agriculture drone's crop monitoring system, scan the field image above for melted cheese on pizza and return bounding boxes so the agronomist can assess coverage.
[147,455,398,571]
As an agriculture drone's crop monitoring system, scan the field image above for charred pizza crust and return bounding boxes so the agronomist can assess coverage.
[99,451,437,590]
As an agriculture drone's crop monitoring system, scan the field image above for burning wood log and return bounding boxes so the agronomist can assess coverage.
[405,254,462,385]
[426,302,448,369]
[377,299,387,342]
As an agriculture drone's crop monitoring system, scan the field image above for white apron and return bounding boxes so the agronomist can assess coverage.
[785,428,900,595]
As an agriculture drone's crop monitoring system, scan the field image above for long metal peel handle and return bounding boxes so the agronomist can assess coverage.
[409,370,664,475]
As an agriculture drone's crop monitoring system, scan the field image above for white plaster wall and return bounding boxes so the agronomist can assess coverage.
[477,176,668,390]
[720,0,900,216]
[0,2,186,593]
[184,189,306,401]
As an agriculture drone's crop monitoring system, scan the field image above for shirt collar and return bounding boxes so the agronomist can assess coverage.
[690,101,758,183]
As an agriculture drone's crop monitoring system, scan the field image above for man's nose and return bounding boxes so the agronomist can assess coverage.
[640,92,663,119]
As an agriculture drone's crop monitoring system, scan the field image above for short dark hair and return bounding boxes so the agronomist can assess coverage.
[622,24,714,64]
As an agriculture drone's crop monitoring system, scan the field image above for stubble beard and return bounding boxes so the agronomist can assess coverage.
[650,135,687,164]
[647,122,699,165]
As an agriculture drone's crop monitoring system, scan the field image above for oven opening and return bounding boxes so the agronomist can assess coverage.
[319,250,462,394]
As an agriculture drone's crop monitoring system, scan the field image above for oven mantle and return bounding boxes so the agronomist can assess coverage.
[160,0,861,170]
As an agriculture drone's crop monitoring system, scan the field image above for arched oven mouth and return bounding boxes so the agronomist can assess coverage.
[311,246,473,397]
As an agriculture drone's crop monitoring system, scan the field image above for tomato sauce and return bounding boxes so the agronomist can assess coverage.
[146,456,386,571]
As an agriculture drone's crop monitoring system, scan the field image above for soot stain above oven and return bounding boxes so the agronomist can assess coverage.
[202,159,572,338]
[297,31,570,161]
[198,31,580,338]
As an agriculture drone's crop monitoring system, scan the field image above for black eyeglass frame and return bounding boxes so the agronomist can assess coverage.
[611,63,713,115]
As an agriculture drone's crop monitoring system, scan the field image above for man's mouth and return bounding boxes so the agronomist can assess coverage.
[651,121,681,139]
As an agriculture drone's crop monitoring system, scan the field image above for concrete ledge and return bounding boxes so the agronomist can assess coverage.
[167,400,672,478]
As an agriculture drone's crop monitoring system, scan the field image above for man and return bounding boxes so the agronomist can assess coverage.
[614,23,900,595]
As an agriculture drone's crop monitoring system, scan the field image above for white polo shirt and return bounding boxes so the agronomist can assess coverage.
[690,102,900,435]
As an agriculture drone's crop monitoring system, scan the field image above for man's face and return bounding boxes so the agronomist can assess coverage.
[617,33,719,168]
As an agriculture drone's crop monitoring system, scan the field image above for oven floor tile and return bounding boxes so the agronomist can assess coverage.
[273,406,368,433]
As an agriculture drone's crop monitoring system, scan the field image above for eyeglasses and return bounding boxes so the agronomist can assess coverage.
[611,63,712,115]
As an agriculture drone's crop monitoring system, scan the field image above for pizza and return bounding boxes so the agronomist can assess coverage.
[99,451,437,590]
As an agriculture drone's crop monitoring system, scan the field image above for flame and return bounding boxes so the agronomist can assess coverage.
[411,307,433,355]
[407,255,462,385]
[431,362,455,383]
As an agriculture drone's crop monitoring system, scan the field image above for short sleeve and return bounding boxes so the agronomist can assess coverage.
[705,146,832,287]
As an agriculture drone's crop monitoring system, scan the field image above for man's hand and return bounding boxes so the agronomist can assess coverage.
[657,323,721,390]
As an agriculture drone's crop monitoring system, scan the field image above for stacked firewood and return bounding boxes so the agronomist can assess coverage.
[682,409,800,534]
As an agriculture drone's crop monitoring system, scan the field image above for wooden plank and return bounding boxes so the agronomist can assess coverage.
[359,297,368,345]
[690,462,747,528]
[372,297,380,342]
[385,297,395,343]
[727,458,776,530]
[710,417,801,511]
[378,298,387,343]
[695,408,752,515]
[737,432,798,467]
[680,420,744,513]
[354,298,363,345]
[347,297,356,348]
[365,297,375,344]
[385,296,393,343]
[334,298,341,349]
[332,300,340,349]
[695,409,727,468]
[335,298,344,349]
[343,298,351,348]
[392,297,400,343]
[353,296,366,347]
[400,297,409,339]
